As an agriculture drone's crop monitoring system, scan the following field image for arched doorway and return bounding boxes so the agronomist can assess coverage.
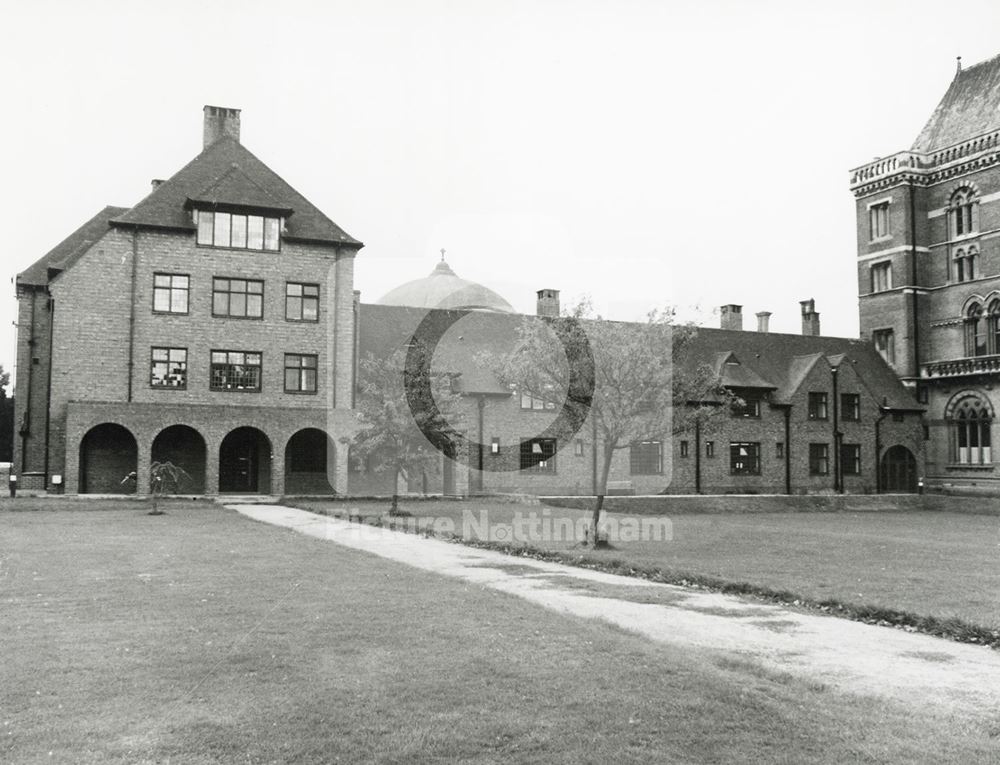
[284,428,335,494]
[880,445,917,493]
[151,425,207,493]
[79,423,138,494]
[219,427,271,493]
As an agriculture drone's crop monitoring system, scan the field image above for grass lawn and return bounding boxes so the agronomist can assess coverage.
[3,500,997,763]
[294,498,1000,630]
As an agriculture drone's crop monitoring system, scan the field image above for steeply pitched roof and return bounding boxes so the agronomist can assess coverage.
[358,304,921,411]
[112,136,362,247]
[912,53,1000,152]
[17,206,127,287]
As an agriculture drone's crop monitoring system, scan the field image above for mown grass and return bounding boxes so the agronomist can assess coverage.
[3,502,999,763]
[293,498,1000,632]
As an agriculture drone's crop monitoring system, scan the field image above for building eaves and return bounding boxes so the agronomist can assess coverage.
[17,205,128,287]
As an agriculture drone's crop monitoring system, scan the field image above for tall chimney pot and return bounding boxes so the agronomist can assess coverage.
[203,105,241,148]
[800,299,821,336]
[536,289,560,318]
[756,311,771,333]
[720,304,743,331]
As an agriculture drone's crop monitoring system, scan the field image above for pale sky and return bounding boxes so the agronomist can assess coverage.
[3,0,1000,386]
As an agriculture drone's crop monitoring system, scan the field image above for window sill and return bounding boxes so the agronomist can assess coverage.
[945,463,994,471]
[869,235,893,244]
[152,310,189,316]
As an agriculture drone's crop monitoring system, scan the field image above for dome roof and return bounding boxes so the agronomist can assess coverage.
[375,260,514,313]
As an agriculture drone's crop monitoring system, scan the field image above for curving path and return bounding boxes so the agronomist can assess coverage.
[230,503,1000,714]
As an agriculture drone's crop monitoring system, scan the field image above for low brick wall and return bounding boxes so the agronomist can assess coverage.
[541,493,1000,515]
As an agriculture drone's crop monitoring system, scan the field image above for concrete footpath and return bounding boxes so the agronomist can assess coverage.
[229,503,1000,714]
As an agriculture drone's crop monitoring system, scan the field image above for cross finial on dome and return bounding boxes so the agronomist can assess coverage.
[440,248,446,262]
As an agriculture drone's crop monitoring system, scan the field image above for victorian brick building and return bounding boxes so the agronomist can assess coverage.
[850,53,1000,493]
[14,106,361,495]
[14,105,922,497]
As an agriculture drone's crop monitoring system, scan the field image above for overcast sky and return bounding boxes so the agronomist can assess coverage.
[3,0,1000,384]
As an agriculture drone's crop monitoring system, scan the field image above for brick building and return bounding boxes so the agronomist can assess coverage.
[14,105,922,497]
[14,106,362,495]
[357,269,923,496]
[850,53,1000,493]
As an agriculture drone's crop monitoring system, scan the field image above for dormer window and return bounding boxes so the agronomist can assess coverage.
[195,210,281,251]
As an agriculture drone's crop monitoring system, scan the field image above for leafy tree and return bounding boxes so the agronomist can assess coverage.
[486,299,733,545]
[0,365,12,463]
[348,341,465,515]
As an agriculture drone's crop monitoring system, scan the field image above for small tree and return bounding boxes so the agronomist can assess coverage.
[486,299,734,545]
[122,460,192,515]
[348,341,465,515]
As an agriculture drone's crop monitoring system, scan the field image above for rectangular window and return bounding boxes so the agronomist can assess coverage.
[213,278,264,318]
[809,443,829,475]
[732,394,761,418]
[491,437,500,455]
[284,353,318,393]
[630,441,663,475]
[150,347,187,388]
[286,282,320,322]
[196,210,280,251]
[519,389,555,411]
[680,440,689,458]
[808,392,828,420]
[520,438,556,473]
[841,443,861,475]
[873,329,895,365]
[210,350,262,392]
[574,438,584,456]
[705,440,715,458]
[870,262,892,293]
[776,441,785,459]
[869,202,889,240]
[841,393,861,422]
[730,442,761,475]
[152,273,189,314]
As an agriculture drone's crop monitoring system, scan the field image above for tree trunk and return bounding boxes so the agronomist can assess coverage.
[591,442,615,547]
[390,463,401,516]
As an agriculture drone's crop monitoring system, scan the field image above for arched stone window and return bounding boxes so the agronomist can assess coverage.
[949,187,979,238]
[948,394,993,465]
[989,300,1000,354]
[954,246,978,282]
[964,302,987,356]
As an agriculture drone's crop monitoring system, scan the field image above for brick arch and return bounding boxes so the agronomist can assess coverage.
[219,426,273,494]
[79,423,138,494]
[960,294,987,315]
[947,180,981,202]
[284,427,336,495]
[151,424,208,493]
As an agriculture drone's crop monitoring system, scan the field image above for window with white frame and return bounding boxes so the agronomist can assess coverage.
[196,210,281,251]
[150,347,187,388]
[951,396,992,465]
[870,261,892,292]
[869,201,890,240]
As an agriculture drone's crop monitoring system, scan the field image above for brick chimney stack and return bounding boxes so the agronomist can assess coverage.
[536,289,560,317]
[756,311,771,333]
[720,304,743,331]
[203,105,241,148]
[800,299,821,336]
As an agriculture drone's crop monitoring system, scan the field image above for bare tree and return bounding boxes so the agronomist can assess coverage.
[485,299,733,545]
[348,341,465,515]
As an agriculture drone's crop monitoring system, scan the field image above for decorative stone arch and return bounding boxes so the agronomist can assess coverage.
[880,445,918,493]
[944,390,994,466]
[960,294,987,315]
[79,423,138,494]
[151,424,208,494]
[947,180,981,201]
[944,389,995,420]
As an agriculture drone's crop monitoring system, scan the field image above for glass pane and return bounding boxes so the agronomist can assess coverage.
[304,355,317,369]
[152,348,167,361]
[232,279,246,293]
[230,294,246,316]
[264,218,279,250]
[212,351,227,363]
[197,211,213,244]
[154,274,170,287]
[304,284,319,297]
[249,281,263,294]
[247,294,262,317]
[231,215,247,248]
[287,296,302,320]
[304,370,316,391]
[172,288,188,313]
[286,283,302,297]
[285,369,298,390]
[246,353,261,365]
[213,212,231,247]
[302,298,317,321]
[248,216,264,249]
[983,423,992,448]
[213,293,228,315]
[153,290,170,312]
